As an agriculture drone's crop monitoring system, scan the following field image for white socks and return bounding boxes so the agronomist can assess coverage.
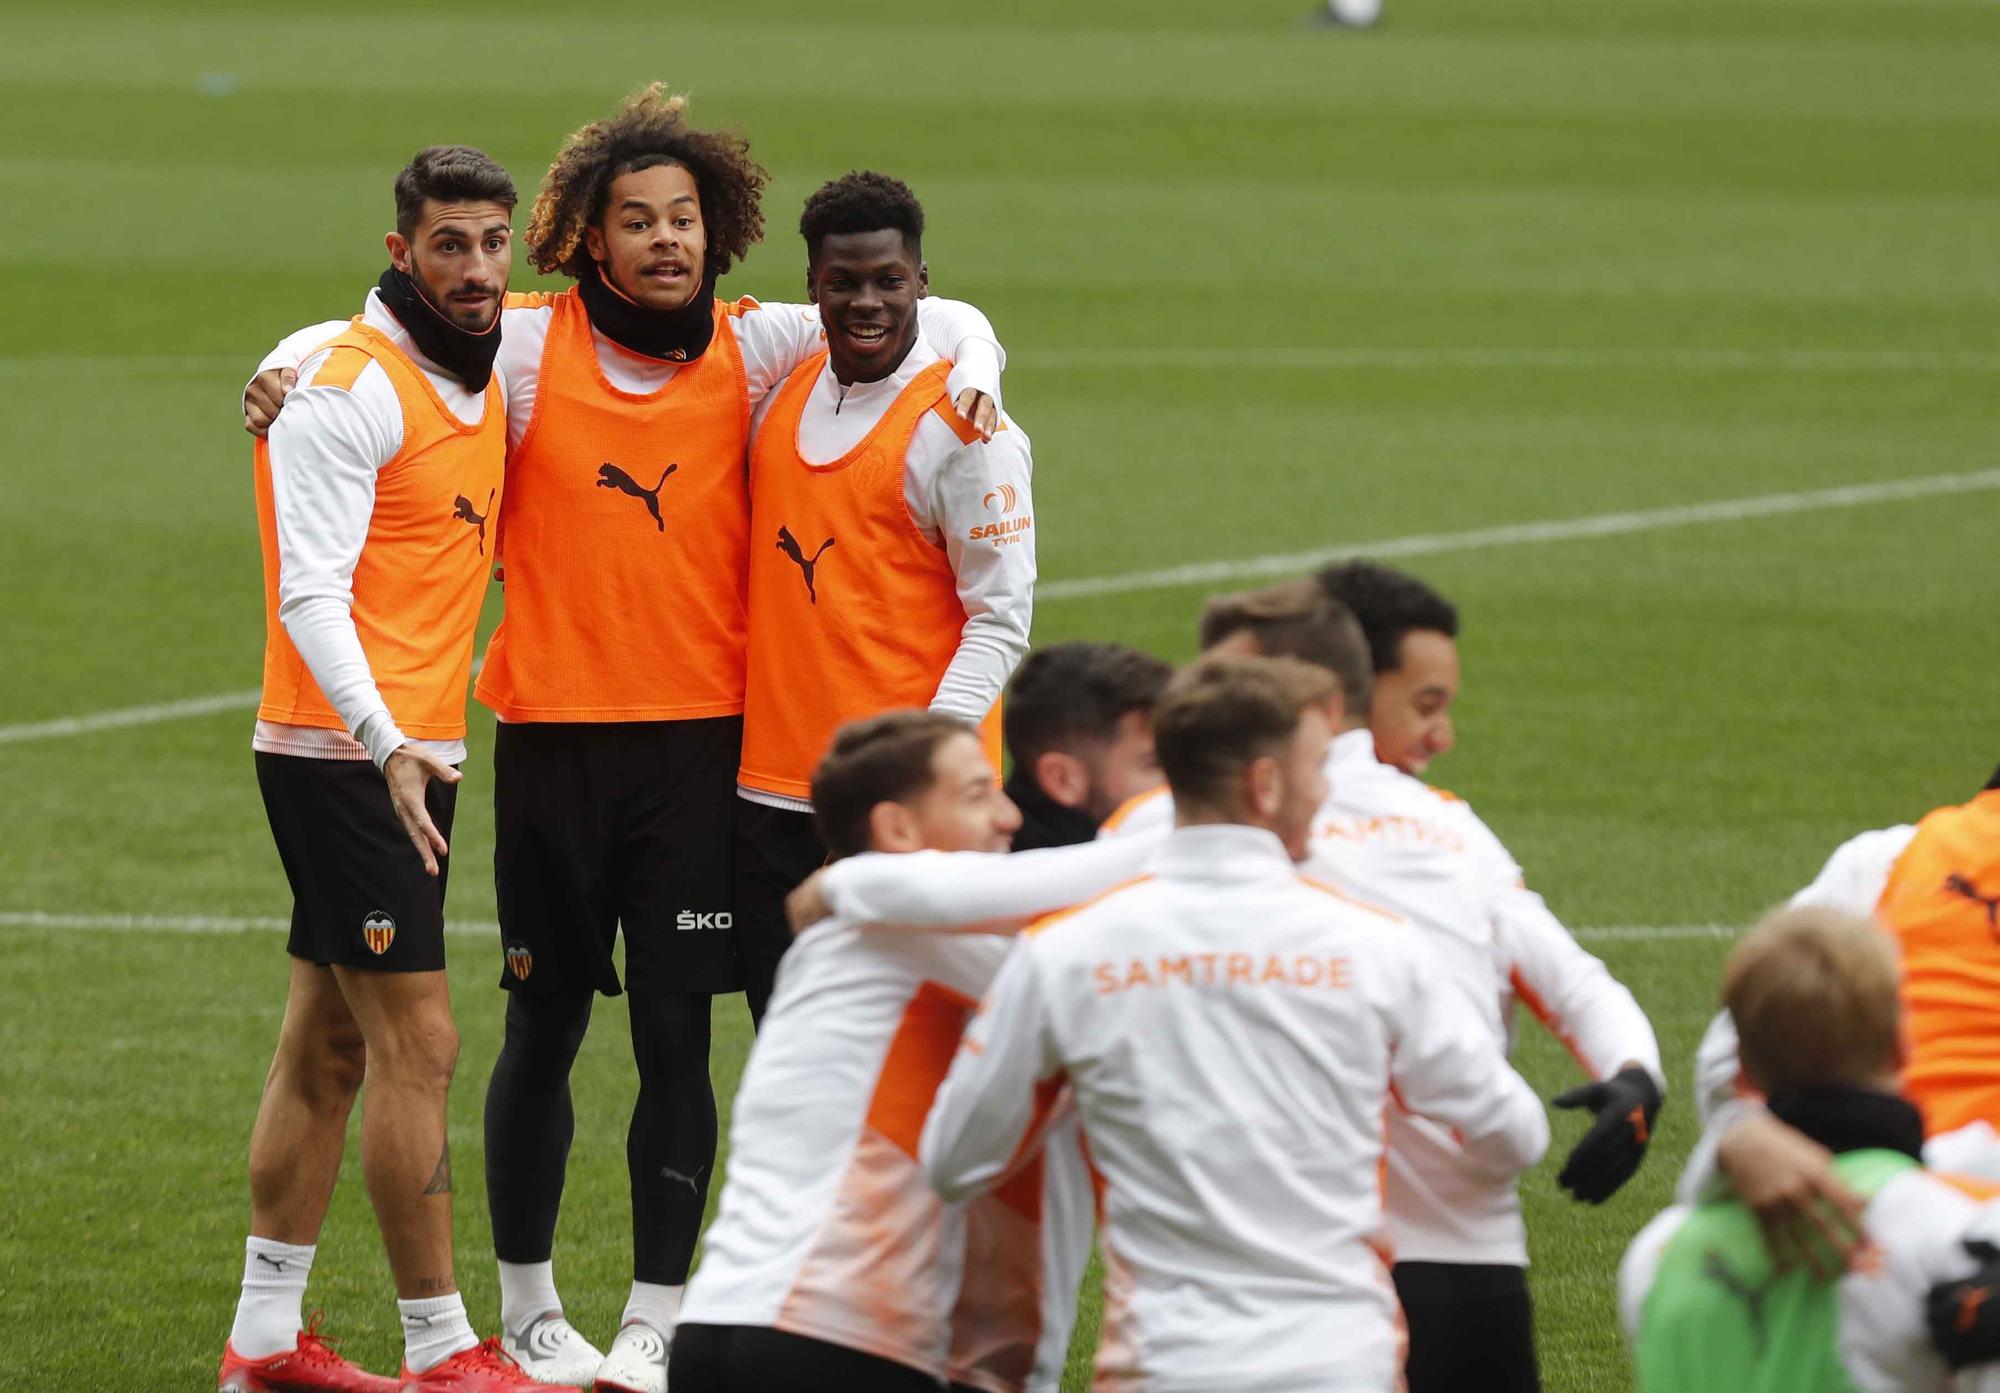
[498,1259,563,1335]
[621,1282,683,1337]
[1329,0,1382,24]
[398,1293,478,1373]
[230,1237,315,1359]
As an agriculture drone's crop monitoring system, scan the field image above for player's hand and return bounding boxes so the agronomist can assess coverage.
[1926,1240,2000,1368]
[244,367,296,437]
[953,388,998,441]
[382,745,462,877]
[1714,1111,1867,1278]
[1553,1064,1663,1204]
[787,870,832,934]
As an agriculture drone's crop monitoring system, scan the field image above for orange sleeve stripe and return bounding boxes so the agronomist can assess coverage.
[1936,1172,2000,1203]
[864,980,980,1159]
[1509,967,1595,1075]
[1297,875,1403,923]
[305,345,372,392]
[1022,875,1156,939]
[1100,785,1168,834]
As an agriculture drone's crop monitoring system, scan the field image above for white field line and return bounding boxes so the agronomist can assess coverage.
[1021,346,2000,374]
[0,910,1731,944]
[0,688,264,745]
[6,346,2000,379]
[5,469,1996,746]
[1038,466,2000,601]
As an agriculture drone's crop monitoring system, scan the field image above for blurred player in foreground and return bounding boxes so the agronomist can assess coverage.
[1621,906,2000,1393]
[675,710,1041,1392]
[999,642,1173,852]
[225,146,554,1393]
[798,573,1662,1391]
[920,654,1550,1392]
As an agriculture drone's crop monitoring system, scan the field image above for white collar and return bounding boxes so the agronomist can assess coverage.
[1154,823,1300,880]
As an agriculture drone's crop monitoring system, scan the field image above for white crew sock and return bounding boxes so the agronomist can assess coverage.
[620,1282,682,1337]
[1330,0,1382,23]
[498,1259,563,1335]
[399,1293,478,1373]
[229,1237,316,1358]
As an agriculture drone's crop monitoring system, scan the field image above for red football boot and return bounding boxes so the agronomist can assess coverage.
[399,1336,580,1392]
[219,1315,399,1392]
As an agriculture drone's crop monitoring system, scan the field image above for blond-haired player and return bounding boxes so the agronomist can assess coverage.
[1621,906,2000,1393]
[921,655,1549,1393]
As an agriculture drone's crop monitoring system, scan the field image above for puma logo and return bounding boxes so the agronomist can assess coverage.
[1702,1249,1772,1353]
[660,1163,707,1194]
[1947,873,2000,933]
[453,489,494,554]
[253,1253,290,1272]
[776,526,836,604]
[596,463,678,532]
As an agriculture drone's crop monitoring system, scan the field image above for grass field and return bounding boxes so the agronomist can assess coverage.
[3,0,1998,1387]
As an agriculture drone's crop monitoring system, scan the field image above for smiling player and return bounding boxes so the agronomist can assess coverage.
[242,90,1011,1393]
[733,171,1037,1023]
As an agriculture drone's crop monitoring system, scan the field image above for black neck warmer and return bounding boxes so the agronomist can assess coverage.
[1767,1084,1926,1161]
[576,261,718,364]
[1003,768,1105,853]
[376,266,502,392]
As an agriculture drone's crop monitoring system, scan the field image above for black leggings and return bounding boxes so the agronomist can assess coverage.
[484,988,717,1283]
[670,1323,942,1393]
[1393,1261,1540,1393]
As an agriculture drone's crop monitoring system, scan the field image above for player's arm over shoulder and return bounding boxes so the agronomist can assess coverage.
[1790,824,1920,916]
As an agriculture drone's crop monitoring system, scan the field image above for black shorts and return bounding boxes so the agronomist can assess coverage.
[1393,1261,1539,1393]
[493,717,741,998]
[669,1323,942,1393]
[730,798,829,1024]
[256,750,457,973]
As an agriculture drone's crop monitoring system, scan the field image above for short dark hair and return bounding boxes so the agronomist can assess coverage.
[1313,561,1460,675]
[1003,642,1175,771]
[799,171,924,262]
[394,145,517,240]
[812,710,973,860]
[1199,578,1372,718]
[1153,655,1336,811]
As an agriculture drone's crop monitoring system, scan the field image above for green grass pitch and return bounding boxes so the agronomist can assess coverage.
[2,0,1997,1386]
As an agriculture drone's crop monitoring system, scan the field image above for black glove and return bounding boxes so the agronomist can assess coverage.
[1553,1065,1662,1204]
[1927,1240,2000,1369]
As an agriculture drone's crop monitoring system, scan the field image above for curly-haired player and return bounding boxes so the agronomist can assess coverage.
[241,86,1012,1393]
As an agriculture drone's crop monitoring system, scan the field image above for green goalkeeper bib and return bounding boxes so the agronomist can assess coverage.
[1635,1148,1919,1393]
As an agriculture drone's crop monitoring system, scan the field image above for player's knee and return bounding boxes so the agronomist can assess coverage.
[372,1008,460,1093]
[315,1027,369,1102]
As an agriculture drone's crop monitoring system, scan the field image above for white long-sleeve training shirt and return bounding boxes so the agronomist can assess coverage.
[254,289,486,768]
[921,824,1549,1393]
[735,331,1036,814]
[252,291,1006,755]
[825,728,1661,1264]
[1623,1165,2000,1393]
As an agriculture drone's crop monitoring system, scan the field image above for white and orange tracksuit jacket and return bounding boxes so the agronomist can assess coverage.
[824,728,1661,1266]
[920,824,1549,1393]
[678,913,1078,1393]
